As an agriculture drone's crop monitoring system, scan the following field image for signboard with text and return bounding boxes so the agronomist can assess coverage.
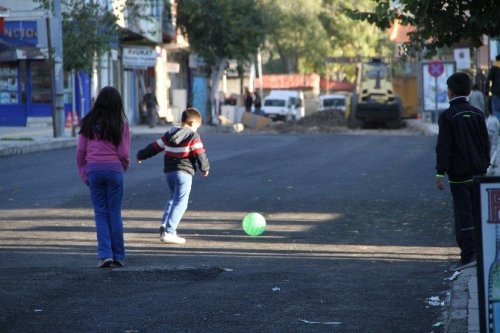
[123,47,156,69]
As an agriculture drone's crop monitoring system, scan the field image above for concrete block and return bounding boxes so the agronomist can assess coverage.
[241,112,271,129]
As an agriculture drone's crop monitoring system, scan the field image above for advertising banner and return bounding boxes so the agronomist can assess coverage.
[474,177,500,333]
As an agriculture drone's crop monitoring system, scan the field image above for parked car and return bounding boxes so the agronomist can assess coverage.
[318,94,347,113]
[261,90,305,121]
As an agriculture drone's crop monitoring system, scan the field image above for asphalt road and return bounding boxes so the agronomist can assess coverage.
[0,129,457,332]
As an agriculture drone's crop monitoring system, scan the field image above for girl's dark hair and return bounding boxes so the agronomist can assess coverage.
[79,86,127,146]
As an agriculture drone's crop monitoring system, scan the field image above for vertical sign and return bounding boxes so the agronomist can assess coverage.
[474,177,500,333]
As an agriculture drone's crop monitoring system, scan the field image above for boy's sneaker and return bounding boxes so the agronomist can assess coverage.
[97,258,113,268]
[450,258,476,271]
[161,233,186,244]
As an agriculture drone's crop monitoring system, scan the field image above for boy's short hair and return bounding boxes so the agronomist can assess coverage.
[447,72,471,96]
[181,107,202,124]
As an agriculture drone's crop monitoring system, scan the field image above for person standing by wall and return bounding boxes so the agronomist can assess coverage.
[143,86,159,128]
[487,55,500,120]
[77,86,131,268]
[244,87,253,112]
[435,73,490,271]
[253,91,262,114]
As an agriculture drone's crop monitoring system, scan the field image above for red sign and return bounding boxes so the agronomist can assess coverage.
[428,60,445,78]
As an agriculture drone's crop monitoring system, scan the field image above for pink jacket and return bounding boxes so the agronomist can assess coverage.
[76,123,130,183]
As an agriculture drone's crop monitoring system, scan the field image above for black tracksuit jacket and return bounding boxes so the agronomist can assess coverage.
[435,96,490,182]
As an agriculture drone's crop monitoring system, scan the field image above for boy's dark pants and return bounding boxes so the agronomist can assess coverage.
[450,182,476,263]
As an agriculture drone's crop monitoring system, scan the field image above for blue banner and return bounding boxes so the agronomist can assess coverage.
[3,21,38,46]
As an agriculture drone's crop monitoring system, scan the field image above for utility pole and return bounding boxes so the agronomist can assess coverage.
[47,0,65,137]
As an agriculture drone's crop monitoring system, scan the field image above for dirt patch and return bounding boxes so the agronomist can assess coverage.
[272,110,347,133]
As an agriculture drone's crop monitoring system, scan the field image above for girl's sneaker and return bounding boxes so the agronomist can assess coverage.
[97,258,113,268]
[113,260,125,267]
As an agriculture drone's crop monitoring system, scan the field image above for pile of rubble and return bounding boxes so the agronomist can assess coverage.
[273,110,347,133]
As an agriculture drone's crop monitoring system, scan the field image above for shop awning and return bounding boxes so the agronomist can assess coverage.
[0,35,46,61]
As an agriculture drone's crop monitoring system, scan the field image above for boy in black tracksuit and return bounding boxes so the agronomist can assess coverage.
[436,72,490,271]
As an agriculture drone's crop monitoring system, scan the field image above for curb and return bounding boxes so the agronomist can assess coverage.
[0,138,76,158]
[444,267,478,333]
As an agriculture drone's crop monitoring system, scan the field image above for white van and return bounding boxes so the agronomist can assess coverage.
[261,90,304,121]
[318,94,347,113]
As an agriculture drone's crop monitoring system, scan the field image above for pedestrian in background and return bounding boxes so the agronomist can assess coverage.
[142,85,159,128]
[244,87,253,112]
[468,84,486,113]
[487,55,500,120]
[486,97,500,171]
[77,86,131,268]
[435,72,490,271]
[254,91,262,114]
[136,108,210,245]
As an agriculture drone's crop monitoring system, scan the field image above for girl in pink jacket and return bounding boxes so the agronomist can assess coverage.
[77,86,130,268]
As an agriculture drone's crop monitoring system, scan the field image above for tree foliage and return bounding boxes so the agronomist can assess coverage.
[345,0,500,57]
[177,0,266,122]
[35,0,150,73]
[61,1,118,73]
[261,0,393,76]
[176,0,266,69]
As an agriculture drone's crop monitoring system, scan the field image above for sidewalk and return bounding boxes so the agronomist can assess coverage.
[0,119,482,332]
[445,267,479,333]
[0,124,173,157]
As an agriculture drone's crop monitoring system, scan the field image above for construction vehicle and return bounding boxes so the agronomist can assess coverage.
[346,58,402,129]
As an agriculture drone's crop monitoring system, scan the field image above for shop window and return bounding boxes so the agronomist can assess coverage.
[64,71,72,105]
[31,61,52,103]
[0,63,18,104]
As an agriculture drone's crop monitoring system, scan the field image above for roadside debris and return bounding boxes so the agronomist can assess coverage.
[298,319,342,325]
[426,296,444,307]
[444,270,462,281]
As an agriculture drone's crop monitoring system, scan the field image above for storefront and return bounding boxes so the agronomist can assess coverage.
[0,20,53,126]
[122,46,157,124]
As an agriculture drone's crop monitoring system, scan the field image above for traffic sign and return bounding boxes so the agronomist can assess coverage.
[428,60,445,77]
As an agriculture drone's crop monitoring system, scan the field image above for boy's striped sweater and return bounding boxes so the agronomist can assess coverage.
[137,126,209,176]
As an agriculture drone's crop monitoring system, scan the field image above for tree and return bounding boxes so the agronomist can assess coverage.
[345,0,500,58]
[35,0,151,124]
[261,0,393,78]
[177,0,266,124]
[261,0,331,74]
[36,0,149,74]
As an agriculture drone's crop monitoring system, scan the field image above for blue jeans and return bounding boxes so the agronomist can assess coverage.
[88,171,125,261]
[162,171,193,234]
[493,95,500,122]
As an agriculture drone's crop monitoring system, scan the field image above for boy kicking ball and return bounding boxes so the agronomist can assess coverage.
[137,108,210,244]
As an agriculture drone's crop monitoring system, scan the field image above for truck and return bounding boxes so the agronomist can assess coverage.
[261,90,305,121]
[346,58,402,129]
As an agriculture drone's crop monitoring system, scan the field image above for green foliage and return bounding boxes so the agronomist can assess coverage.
[261,0,330,74]
[61,1,118,73]
[261,0,393,76]
[34,0,152,73]
[176,0,266,69]
[345,0,500,58]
